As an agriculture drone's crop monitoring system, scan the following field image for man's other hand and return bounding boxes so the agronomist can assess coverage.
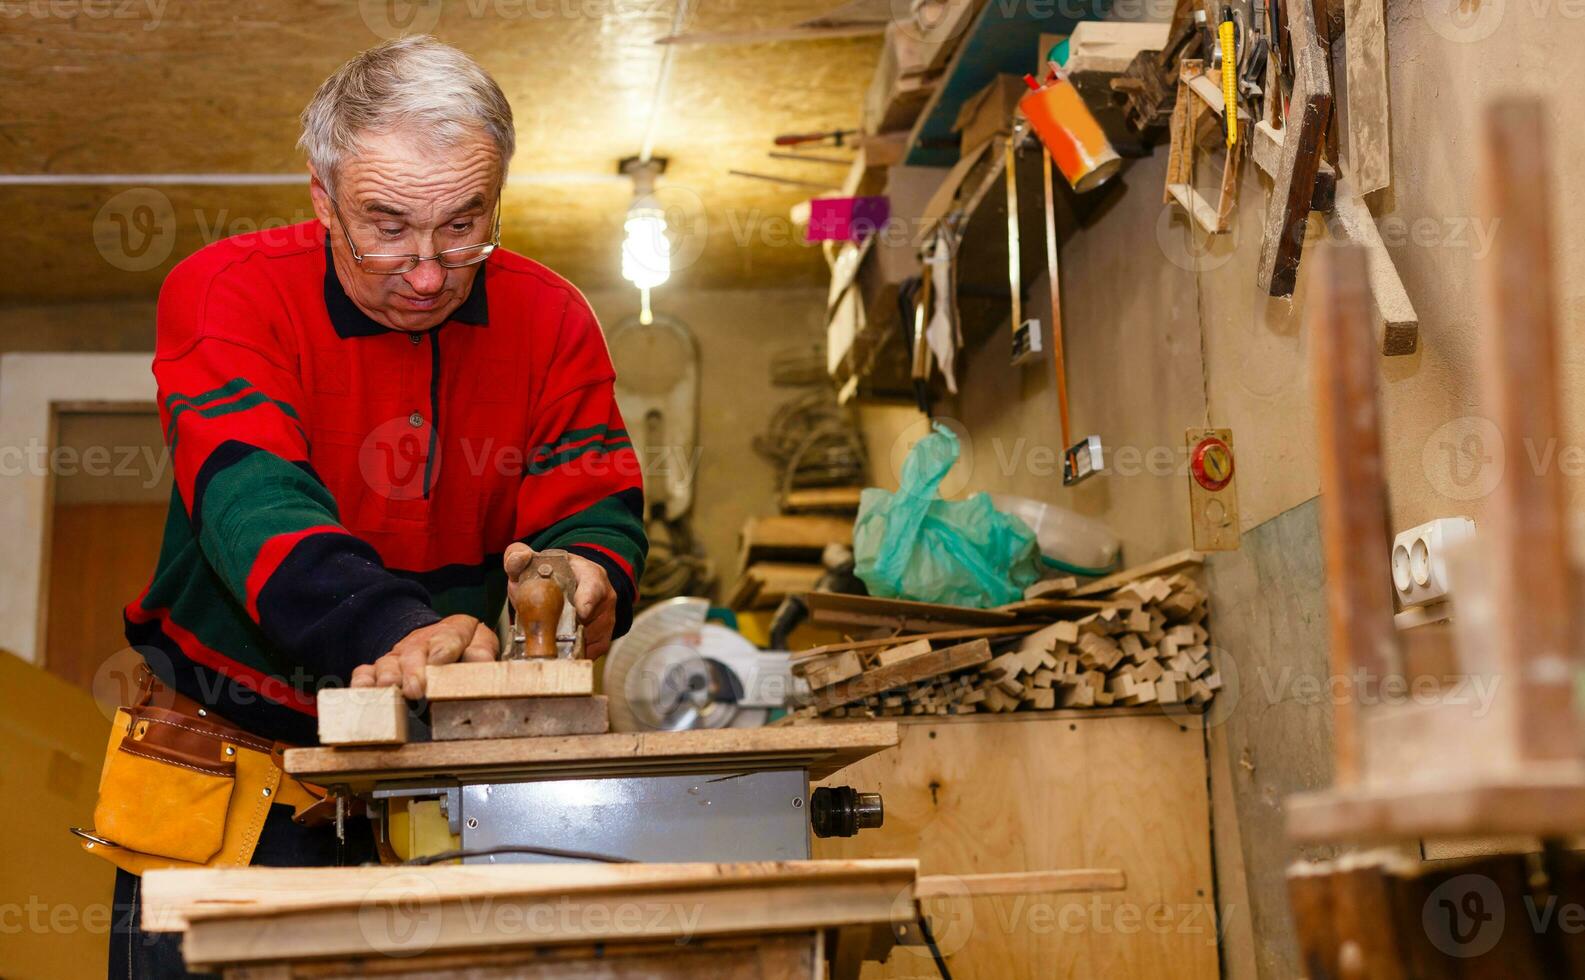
[350,614,499,699]
[504,544,616,659]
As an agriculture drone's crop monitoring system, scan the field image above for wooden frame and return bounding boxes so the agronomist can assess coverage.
[1163,60,1243,234]
[0,353,155,663]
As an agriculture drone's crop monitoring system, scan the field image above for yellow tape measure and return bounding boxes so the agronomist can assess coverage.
[1219,11,1238,147]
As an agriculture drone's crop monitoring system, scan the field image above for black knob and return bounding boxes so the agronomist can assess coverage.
[810,785,885,838]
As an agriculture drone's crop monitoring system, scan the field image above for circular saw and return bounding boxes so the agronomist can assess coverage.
[603,597,801,731]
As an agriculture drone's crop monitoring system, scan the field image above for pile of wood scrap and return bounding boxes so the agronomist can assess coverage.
[785,551,1222,720]
[727,490,862,611]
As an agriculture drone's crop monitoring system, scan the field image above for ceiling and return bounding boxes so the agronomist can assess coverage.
[1,1,883,304]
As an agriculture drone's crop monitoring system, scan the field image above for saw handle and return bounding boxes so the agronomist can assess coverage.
[513,564,565,659]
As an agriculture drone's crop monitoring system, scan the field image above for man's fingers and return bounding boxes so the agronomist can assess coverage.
[349,664,375,688]
[583,604,616,659]
[503,543,535,580]
[463,621,500,662]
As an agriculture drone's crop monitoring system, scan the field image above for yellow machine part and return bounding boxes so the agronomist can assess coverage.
[384,797,458,862]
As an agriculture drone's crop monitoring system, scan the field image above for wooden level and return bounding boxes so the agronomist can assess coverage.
[284,721,900,791]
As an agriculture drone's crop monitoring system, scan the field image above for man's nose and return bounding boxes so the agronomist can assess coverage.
[402,259,446,295]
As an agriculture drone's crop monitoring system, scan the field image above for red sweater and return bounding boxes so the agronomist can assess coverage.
[125,222,646,744]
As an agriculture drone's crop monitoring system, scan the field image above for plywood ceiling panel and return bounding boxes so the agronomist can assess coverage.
[0,1,881,301]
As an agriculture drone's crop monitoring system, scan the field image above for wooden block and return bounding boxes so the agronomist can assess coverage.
[1024,576,1079,599]
[431,696,610,741]
[802,651,865,689]
[987,651,1026,680]
[1027,688,1056,710]
[425,660,594,701]
[317,687,408,746]
[1031,668,1055,689]
[874,638,933,669]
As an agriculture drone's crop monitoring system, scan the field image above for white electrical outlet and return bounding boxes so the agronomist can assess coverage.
[1390,517,1476,608]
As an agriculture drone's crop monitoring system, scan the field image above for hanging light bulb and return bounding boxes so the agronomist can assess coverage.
[619,158,670,325]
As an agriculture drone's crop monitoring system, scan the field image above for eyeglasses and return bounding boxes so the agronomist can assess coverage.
[332,197,501,275]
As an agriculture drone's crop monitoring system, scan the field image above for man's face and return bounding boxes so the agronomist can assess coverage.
[311,127,501,333]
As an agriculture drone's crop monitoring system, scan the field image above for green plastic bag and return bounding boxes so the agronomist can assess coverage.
[853,423,1042,608]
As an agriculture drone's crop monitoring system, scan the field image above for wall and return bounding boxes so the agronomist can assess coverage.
[585,285,829,595]
[937,11,1585,980]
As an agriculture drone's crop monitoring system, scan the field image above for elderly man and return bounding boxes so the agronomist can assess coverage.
[94,36,646,977]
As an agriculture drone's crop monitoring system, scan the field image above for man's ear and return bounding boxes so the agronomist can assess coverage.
[307,166,333,229]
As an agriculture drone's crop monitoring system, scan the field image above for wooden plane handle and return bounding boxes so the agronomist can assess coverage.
[514,563,565,659]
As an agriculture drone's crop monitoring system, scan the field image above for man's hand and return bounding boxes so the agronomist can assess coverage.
[350,614,499,699]
[504,544,617,658]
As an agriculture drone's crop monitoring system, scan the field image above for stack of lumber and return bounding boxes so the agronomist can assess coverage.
[728,490,863,611]
[785,552,1222,720]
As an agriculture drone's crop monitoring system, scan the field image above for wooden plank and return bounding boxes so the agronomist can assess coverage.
[810,640,993,713]
[1256,0,1332,296]
[739,515,854,563]
[1307,244,1400,786]
[781,486,865,513]
[915,869,1127,898]
[1070,550,1205,596]
[425,660,593,701]
[804,592,1016,632]
[815,713,1217,979]
[429,695,610,741]
[873,638,934,668]
[792,624,1040,661]
[285,722,900,791]
[1477,99,1579,765]
[800,650,865,689]
[1343,0,1390,194]
[1330,177,1418,355]
[143,860,918,932]
[315,686,407,746]
[146,861,917,966]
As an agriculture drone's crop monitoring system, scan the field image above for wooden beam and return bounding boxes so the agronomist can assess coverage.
[1343,0,1391,193]
[803,592,1017,632]
[1476,99,1579,763]
[1307,243,1400,785]
[1329,177,1418,355]
[425,660,593,701]
[791,624,1041,661]
[429,695,610,741]
[315,686,407,746]
[1256,0,1332,296]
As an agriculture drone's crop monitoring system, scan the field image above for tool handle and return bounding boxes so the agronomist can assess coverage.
[513,565,565,659]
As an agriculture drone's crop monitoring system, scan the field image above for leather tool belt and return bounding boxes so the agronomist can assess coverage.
[77,664,333,876]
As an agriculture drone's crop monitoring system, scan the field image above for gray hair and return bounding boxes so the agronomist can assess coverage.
[299,35,515,196]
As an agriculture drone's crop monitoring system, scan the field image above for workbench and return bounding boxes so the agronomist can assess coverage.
[284,723,899,865]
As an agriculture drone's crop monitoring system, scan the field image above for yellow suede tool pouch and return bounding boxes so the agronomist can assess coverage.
[91,705,240,864]
[81,713,322,875]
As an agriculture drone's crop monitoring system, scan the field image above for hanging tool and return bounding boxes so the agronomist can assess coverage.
[774,128,858,149]
[506,549,584,660]
[1037,136,1106,486]
[1005,135,1042,366]
[1219,8,1239,146]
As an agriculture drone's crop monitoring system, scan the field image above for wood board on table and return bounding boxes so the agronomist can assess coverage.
[285,722,901,792]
